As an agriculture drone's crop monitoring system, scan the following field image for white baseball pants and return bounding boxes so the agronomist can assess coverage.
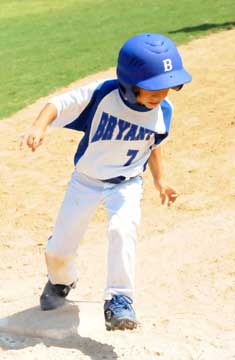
[45,171,142,300]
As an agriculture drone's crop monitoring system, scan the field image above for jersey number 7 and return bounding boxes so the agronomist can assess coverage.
[124,149,139,166]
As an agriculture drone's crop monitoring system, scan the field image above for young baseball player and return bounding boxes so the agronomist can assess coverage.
[20,33,191,331]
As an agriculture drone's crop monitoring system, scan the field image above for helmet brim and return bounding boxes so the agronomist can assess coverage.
[136,68,192,90]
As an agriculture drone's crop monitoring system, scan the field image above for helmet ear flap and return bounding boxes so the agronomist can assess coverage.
[132,85,140,96]
[118,81,137,104]
[119,82,126,95]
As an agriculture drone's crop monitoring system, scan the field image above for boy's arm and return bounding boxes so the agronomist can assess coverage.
[148,146,179,206]
[19,80,103,152]
[20,103,57,152]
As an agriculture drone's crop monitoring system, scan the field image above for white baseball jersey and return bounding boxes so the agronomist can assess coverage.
[49,79,173,181]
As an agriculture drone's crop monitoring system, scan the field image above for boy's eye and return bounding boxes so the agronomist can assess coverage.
[171,85,183,91]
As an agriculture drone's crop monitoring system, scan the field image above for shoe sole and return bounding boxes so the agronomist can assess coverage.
[105,318,137,331]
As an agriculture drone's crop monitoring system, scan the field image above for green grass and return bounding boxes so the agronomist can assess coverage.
[0,0,234,119]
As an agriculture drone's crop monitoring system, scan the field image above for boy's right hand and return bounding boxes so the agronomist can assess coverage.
[19,125,45,152]
[19,103,57,152]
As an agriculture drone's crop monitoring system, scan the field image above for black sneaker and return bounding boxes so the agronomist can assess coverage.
[104,295,137,331]
[40,280,75,311]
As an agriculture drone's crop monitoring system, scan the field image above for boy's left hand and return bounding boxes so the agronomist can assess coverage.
[154,179,179,207]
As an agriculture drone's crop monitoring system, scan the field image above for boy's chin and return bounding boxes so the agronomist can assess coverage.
[146,103,159,109]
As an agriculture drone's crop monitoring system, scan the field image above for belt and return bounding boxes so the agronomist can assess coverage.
[101,175,135,184]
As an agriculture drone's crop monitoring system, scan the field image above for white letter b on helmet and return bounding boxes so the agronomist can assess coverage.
[163,58,173,72]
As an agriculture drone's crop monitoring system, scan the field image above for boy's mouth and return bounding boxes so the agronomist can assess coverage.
[147,101,159,108]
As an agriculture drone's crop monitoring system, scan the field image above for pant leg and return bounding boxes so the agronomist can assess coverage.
[103,176,143,300]
[45,171,102,285]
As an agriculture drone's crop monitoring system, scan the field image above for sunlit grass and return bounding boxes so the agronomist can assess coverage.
[0,0,234,118]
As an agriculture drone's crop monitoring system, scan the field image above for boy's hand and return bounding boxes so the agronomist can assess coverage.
[19,103,57,152]
[154,178,179,207]
[19,126,45,152]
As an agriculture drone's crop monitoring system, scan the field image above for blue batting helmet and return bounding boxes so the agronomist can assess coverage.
[117,33,192,103]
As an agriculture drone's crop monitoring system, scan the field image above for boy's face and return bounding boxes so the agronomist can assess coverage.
[136,88,169,109]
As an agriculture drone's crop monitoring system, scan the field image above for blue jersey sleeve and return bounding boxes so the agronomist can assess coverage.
[48,80,106,128]
[65,80,118,132]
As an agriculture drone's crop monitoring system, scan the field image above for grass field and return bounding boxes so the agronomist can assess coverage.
[0,0,234,119]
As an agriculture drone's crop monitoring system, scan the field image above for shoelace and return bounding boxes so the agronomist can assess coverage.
[108,295,133,314]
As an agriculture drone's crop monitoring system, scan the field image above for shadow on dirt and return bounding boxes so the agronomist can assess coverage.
[0,304,117,359]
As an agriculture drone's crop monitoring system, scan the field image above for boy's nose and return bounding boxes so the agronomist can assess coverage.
[151,89,169,100]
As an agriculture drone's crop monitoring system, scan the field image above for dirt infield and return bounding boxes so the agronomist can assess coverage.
[0,29,235,359]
